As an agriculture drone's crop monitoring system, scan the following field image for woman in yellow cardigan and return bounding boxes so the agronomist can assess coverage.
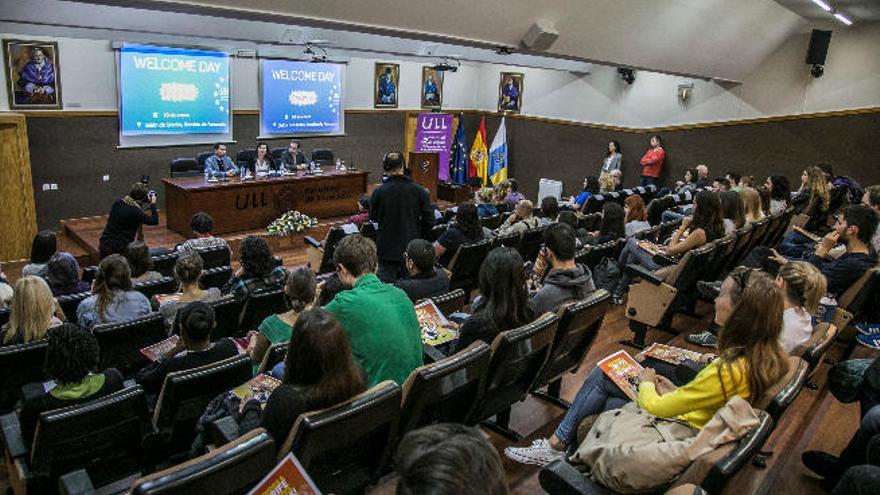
[505,267,789,466]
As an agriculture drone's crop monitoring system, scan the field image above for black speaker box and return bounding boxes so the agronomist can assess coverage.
[806,29,832,65]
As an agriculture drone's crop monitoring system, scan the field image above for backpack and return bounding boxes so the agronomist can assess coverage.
[593,257,621,292]
[831,176,864,205]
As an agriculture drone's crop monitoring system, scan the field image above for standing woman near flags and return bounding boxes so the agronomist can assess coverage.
[601,140,623,174]
[639,135,665,187]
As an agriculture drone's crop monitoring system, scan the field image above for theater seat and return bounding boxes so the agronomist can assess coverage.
[279,380,402,495]
[518,226,546,262]
[446,239,492,294]
[480,214,502,230]
[305,226,352,274]
[270,147,286,162]
[93,313,167,376]
[0,340,48,412]
[195,152,213,170]
[209,296,244,340]
[128,428,276,495]
[198,266,232,291]
[134,277,178,300]
[238,289,286,333]
[150,253,180,278]
[310,149,334,165]
[57,291,91,322]
[169,158,201,178]
[256,342,287,376]
[421,288,468,317]
[196,246,232,270]
[2,385,153,495]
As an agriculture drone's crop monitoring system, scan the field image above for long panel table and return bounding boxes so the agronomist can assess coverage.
[162,170,368,235]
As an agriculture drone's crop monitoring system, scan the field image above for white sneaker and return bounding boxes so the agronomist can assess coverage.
[504,438,565,466]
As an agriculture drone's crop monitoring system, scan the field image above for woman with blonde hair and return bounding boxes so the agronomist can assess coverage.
[792,166,831,231]
[475,187,499,218]
[777,261,827,353]
[598,172,615,194]
[0,276,64,345]
[740,187,765,224]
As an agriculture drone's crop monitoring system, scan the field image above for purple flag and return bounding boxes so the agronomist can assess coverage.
[415,113,454,181]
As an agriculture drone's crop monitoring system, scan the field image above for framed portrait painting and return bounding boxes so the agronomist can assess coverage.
[497,72,523,114]
[3,39,62,110]
[374,62,399,108]
[421,66,443,109]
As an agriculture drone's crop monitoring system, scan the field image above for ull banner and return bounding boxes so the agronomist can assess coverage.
[415,113,454,181]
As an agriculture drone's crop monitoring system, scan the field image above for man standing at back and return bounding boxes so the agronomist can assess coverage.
[370,152,434,282]
[325,235,423,386]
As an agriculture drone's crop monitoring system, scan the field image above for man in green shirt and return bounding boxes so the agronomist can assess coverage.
[325,234,423,386]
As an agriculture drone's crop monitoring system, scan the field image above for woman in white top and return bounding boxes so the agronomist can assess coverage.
[777,261,826,354]
[252,142,275,177]
[601,140,622,174]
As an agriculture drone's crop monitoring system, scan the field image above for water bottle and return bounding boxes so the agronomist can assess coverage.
[309,161,315,174]
[204,168,210,182]
[335,158,341,171]
[240,166,246,181]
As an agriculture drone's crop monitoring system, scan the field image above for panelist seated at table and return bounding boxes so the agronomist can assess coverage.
[280,140,308,172]
[204,143,239,178]
[250,142,278,177]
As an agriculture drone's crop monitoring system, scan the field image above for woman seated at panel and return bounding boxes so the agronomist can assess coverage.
[496,200,540,236]
[76,255,152,330]
[21,230,57,278]
[435,203,491,267]
[623,195,651,237]
[157,252,222,329]
[124,241,163,284]
[453,247,535,352]
[0,276,64,346]
[46,252,91,297]
[504,269,789,467]
[19,323,125,446]
[222,236,288,303]
[247,267,316,370]
[612,190,724,304]
[251,142,277,177]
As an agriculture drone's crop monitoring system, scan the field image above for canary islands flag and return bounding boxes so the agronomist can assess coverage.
[450,114,468,185]
[469,116,488,186]
[488,116,508,185]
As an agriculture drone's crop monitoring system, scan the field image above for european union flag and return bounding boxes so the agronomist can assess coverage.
[450,114,469,185]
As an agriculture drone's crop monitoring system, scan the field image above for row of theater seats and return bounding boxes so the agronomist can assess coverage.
[169,148,336,178]
[2,287,613,494]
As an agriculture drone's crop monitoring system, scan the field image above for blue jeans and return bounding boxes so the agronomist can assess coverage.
[614,237,662,294]
[640,176,656,188]
[554,367,629,447]
[777,231,816,259]
[661,210,684,224]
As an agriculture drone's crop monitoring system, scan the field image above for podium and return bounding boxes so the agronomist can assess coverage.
[408,152,439,202]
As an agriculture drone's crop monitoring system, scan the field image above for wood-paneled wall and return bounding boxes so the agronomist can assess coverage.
[0,113,37,262]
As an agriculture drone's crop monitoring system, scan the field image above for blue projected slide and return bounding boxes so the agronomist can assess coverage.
[260,59,343,136]
[119,44,230,136]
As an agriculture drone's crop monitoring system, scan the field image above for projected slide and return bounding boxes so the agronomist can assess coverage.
[119,44,230,136]
[260,59,343,136]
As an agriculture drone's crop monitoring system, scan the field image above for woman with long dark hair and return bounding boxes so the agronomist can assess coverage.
[573,176,601,210]
[252,142,276,177]
[454,247,535,352]
[76,254,151,329]
[719,191,745,234]
[123,241,163,284]
[588,202,625,245]
[601,140,623,174]
[435,203,489,267]
[99,182,159,259]
[22,230,57,278]
[766,175,791,215]
[222,235,288,303]
[248,267,316,368]
[46,252,91,296]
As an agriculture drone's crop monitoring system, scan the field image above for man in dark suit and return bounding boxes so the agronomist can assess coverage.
[369,152,434,282]
[280,140,307,171]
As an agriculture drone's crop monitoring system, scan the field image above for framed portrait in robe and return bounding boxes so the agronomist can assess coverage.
[421,66,443,109]
[374,63,399,108]
[3,39,63,110]
[497,72,523,114]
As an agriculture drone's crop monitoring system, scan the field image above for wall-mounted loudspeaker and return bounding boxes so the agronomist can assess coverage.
[521,20,559,51]
[806,29,832,66]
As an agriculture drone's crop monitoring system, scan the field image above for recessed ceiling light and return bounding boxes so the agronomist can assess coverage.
[833,12,853,25]
[811,0,832,12]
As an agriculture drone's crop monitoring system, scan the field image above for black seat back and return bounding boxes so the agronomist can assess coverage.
[0,340,48,411]
[447,240,492,293]
[424,289,468,317]
[270,147,286,161]
[151,253,180,278]
[315,227,351,274]
[256,342,288,376]
[196,152,213,170]
[491,231,521,250]
[170,158,201,178]
[210,296,244,339]
[199,266,232,290]
[93,313,167,375]
[310,149,334,165]
[0,308,9,327]
[239,289,286,333]
[130,428,276,495]
[577,213,602,232]
[153,355,252,455]
[426,224,448,243]
[725,224,755,271]
[282,381,402,495]
[57,292,91,322]
[399,342,491,435]
[518,226,546,262]
[135,277,178,300]
[480,214,502,230]
[31,386,152,490]
[360,222,378,242]
[196,246,231,270]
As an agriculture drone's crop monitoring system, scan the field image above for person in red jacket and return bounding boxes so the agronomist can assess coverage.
[639,135,665,187]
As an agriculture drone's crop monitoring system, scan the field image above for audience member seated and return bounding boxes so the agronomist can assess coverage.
[324,235,422,386]
[767,175,791,215]
[572,176,601,211]
[503,179,526,210]
[76,254,151,330]
[624,195,651,237]
[613,190,724,304]
[791,165,832,233]
[530,224,596,315]
[475,187,499,218]
[176,212,231,254]
[396,239,450,302]
[720,191,746,235]
[692,164,712,189]
[46,252,91,296]
[247,267,316,368]
[222,236,288,303]
[98,182,159,259]
[673,168,695,194]
[0,276,63,346]
[136,302,238,396]
[726,171,743,192]
[435,203,491,267]
[505,269,788,465]
[395,423,510,495]
[598,172,615,194]
[317,273,346,307]
[124,241,163,284]
[740,187,766,224]
[234,308,366,446]
[348,194,371,228]
[0,282,11,309]
[537,196,559,226]
[712,177,731,193]
[687,262,826,350]
[22,230,56,278]
[557,211,592,248]
[18,323,125,447]
[862,185,880,253]
[157,252,222,329]
[610,169,623,191]
[454,247,535,352]
[585,202,625,245]
[497,200,539,236]
[251,142,276,176]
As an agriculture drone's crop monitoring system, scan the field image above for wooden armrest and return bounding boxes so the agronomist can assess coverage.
[0,412,28,459]
[209,415,241,446]
[539,460,611,495]
[304,236,322,248]
[58,469,97,495]
[625,264,665,285]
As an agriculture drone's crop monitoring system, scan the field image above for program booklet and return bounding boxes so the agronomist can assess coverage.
[643,343,703,365]
[140,335,180,362]
[231,374,282,407]
[248,453,322,495]
[597,350,644,401]
[414,299,458,346]
[153,293,182,307]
